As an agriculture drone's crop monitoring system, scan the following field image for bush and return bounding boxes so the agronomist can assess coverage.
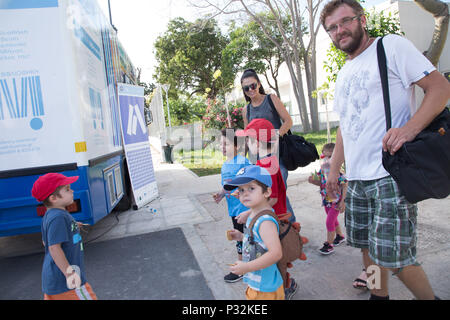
[167,96,206,126]
[202,99,245,130]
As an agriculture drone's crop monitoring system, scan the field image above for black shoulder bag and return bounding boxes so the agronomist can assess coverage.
[377,37,450,203]
[247,95,319,170]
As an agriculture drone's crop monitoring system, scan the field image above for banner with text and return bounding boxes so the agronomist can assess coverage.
[118,83,158,208]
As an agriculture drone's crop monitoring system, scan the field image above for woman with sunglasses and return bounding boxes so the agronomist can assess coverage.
[241,69,293,137]
[240,69,295,223]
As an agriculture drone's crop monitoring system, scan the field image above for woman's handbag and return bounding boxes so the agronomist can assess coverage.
[279,132,320,171]
[263,95,319,170]
[377,37,450,203]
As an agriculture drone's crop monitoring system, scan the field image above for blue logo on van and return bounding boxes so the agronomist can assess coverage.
[0,75,45,130]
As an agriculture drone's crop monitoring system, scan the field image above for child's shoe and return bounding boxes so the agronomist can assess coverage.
[333,234,345,246]
[284,278,298,300]
[224,272,243,283]
[318,242,334,255]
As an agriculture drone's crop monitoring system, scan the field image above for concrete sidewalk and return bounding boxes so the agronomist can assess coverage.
[1,146,449,300]
[101,146,450,300]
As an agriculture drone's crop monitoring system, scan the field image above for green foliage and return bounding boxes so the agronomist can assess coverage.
[166,96,206,126]
[202,99,245,130]
[299,127,338,155]
[138,81,156,108]
[323,48,347,84]
[365,9,404,37]
[223,12,290,94]
[154,17,230,100]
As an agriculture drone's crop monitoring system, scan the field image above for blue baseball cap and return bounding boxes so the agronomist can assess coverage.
[223,165,272,191]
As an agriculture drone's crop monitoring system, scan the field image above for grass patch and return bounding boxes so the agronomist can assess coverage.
[174,127,338,176]
[174,148,224,177]
[297,127,338,154]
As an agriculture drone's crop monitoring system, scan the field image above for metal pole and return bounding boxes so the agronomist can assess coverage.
[107,0,118,31]
[159,85,167,145]
[325,97,331,143]
[165,89,172,129]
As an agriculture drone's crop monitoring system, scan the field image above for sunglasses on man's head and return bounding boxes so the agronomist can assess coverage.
[243,82,258,92]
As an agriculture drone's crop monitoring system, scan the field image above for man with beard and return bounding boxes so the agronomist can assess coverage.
[320,0,450,300]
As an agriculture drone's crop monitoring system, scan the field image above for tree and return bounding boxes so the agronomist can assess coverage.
[167,96,206,126]
[194,0,325,132]
[224,12,291,97]
[154,17,231,100]
[414,0,449,67]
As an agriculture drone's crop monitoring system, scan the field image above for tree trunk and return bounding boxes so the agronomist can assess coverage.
[284,49,311,132]
[306,0,320,132]
[414,0,449,66]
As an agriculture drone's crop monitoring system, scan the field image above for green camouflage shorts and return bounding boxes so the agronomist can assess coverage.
[345,176,418,268]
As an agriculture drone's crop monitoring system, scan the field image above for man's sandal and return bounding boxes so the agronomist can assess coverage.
[352,269,368,290]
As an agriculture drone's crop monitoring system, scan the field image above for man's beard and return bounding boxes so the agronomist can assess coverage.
[333,23,365,55]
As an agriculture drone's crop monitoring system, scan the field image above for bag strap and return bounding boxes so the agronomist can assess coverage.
[376,36,392,131]
[248,209,279,245]
[247,94,292,136]
[267,94,292,136]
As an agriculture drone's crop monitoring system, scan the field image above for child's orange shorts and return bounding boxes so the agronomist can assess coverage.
[245,284,285,300]
[44,283,97,300]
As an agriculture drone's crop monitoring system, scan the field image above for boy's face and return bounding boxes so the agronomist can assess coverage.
[221,136,236,158]
[49,184,74,208]
[247,137,258,155]
[238,180,271,208]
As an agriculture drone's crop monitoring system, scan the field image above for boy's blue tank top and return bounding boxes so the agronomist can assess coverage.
[242,214,283,292]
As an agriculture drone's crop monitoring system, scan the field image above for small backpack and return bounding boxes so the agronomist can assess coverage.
[248,210,307,288]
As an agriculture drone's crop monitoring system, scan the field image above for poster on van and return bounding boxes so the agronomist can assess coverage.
[118,83,158,208]
[0,2,78,172]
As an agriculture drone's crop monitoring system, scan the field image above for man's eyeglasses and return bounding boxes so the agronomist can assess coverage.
[325,15,361,35]
[243,82,258,92]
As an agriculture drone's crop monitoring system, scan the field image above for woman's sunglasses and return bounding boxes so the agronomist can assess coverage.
[243,82,258,92]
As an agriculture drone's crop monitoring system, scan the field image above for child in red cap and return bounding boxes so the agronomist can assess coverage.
[32,173,97,300]
[236,119,288,220]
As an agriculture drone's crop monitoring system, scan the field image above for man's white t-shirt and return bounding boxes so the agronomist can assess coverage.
[333,34,435,181]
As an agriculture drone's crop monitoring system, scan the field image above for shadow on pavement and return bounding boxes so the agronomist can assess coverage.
[0,227,213,300]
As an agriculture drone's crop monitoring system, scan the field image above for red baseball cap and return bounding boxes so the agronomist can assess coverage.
[236,119,276,142]
[31,173,79,202]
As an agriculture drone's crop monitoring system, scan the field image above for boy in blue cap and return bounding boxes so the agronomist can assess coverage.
[224,165,284,300]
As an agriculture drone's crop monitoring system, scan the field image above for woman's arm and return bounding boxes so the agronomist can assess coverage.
[270,94,292,137]
[242,104,249,129]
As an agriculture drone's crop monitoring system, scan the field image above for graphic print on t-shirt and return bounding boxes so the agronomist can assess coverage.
[338,70,371,142]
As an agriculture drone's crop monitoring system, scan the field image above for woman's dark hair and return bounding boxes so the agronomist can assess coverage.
[240,68,266,102]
